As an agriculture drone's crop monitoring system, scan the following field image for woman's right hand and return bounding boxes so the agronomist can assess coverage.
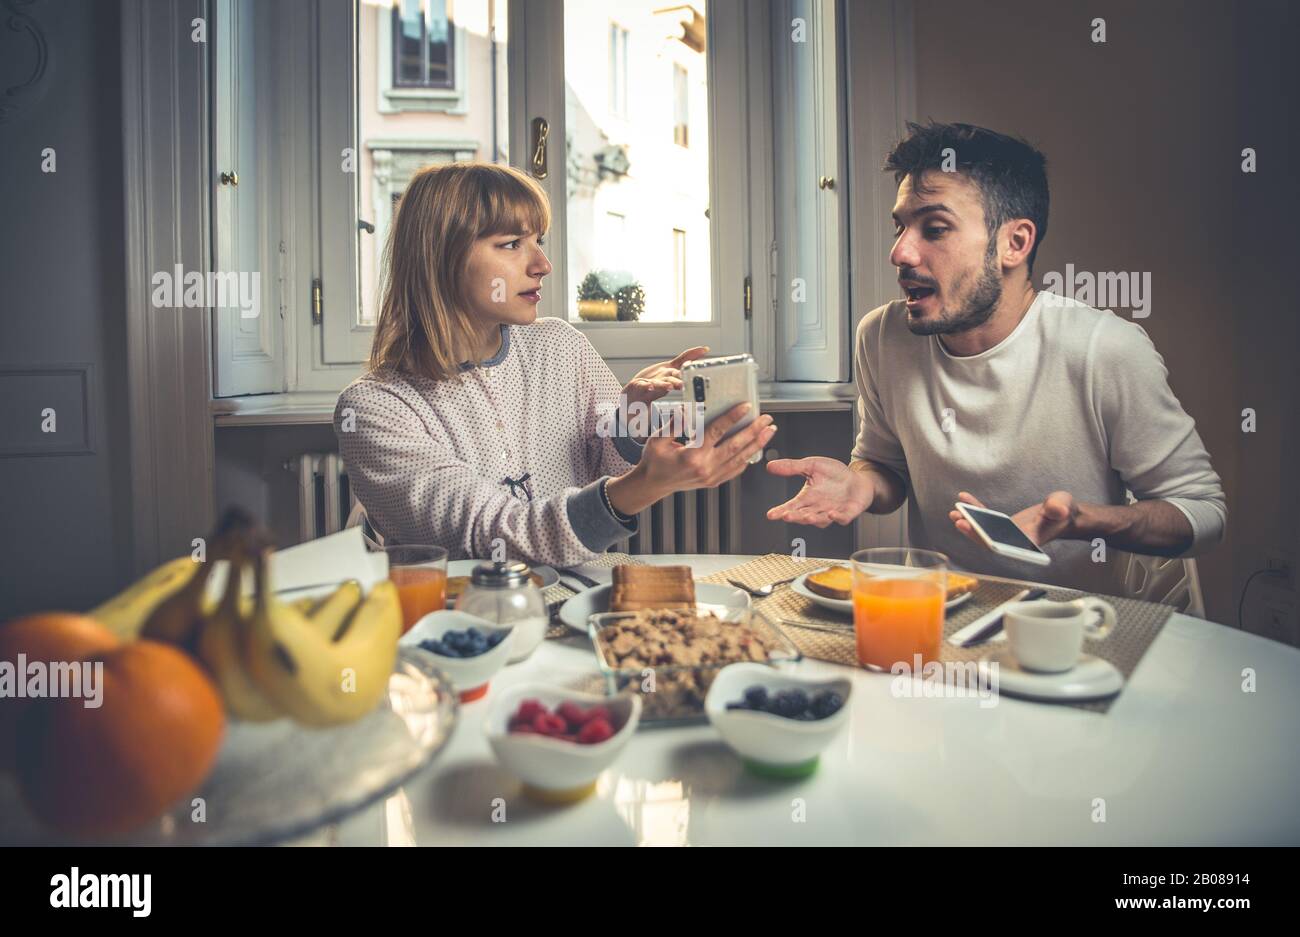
[606,404,776,516]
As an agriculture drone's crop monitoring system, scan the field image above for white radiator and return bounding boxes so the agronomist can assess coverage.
[283,452,355,543]
[624,482,742,556]
[284,452,741,555]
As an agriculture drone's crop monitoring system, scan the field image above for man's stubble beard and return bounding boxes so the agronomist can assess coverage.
[906,241,1002,337]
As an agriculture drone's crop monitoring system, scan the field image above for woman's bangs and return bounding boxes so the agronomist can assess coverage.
[477,172,550,239]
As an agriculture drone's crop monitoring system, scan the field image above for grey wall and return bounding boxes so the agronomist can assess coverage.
[0,0,134,616]
[901,0,1299,629]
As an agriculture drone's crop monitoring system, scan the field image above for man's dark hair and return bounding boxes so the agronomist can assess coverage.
[884,121,1049,274]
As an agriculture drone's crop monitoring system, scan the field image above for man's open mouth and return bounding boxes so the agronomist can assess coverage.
[904,286,936,301]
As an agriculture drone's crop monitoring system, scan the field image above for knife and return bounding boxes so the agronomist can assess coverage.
[947,588,1047,648]
[558,568,602,589]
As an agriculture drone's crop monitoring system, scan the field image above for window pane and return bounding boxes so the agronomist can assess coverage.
[426,0,452,87]
[566,1,711,324]
[394,0,425,86]
[357,0,510,327]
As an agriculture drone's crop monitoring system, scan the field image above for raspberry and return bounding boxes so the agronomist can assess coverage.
[578,705,610,726]
[510,722,535,735]
[533,712,567,736]
[578,717,614,744]
[515,699,545,723]
[557,701,589,730]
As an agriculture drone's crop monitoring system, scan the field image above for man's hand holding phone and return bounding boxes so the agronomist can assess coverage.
[949,491,1075,565]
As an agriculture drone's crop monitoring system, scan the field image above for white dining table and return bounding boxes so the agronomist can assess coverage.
[306,554,1300,847]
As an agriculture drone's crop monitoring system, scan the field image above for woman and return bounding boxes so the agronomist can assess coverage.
[335,162,776,567]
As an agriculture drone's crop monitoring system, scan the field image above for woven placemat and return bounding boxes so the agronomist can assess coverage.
[700,553,1176,714]
[542,552,647,639]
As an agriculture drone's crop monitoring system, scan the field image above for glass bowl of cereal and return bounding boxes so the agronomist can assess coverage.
[587,607,802,726]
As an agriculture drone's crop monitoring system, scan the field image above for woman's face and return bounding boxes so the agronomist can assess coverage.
[462,230,552,330]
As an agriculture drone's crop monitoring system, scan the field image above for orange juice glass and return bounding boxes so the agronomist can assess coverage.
[851,548,948,670]
[383,545,448,633]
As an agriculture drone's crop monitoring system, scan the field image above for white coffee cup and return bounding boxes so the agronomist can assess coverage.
[1003,598,1116,673]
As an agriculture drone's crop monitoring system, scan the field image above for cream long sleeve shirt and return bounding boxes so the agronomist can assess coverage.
[334,317,642,568]
[853,291,1227,594]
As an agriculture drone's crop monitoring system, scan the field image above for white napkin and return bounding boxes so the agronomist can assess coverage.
[200,527,389,602]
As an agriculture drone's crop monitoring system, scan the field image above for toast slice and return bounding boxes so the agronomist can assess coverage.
[804,565,853,601]
[609,565,696,612]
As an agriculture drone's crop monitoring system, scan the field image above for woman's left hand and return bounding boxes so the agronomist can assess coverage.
[622,346,710,409]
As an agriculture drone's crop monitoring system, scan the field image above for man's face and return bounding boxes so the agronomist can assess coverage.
[889,172,1002,336]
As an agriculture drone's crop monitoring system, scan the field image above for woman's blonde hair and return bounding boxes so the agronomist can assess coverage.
[368,162,551,381]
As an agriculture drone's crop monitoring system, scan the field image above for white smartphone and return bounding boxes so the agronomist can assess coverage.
[955,503,1052,566]
[681,353,762,464]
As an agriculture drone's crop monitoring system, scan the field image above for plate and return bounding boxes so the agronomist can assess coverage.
[559,582,751,634]
[977,648,1123,702]
[447,559,559,589]
[791,569,973,615]
[0,647,458,846]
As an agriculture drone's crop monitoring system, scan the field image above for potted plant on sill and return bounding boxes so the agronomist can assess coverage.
[614,281,645,322]
[576,272,618,321]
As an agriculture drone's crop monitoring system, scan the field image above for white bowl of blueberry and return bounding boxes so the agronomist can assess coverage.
[705,662,850,779]
[401,609,514,702]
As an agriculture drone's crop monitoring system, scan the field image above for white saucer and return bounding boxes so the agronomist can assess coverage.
[791,570,973,616]
[558,582,750,635]
[977,647,1124,702]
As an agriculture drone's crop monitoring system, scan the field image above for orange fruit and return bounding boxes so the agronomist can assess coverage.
[15,639,225,837]
[0,613,121,772]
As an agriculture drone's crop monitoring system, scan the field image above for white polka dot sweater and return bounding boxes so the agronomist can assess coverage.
[334,317,643,568]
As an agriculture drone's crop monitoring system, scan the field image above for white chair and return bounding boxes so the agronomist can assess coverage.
[1116,551,1205,618]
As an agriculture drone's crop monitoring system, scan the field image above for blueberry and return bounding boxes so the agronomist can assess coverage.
[767,690,797,718]
[812,692,843,719]
[487,631,506,647]
[785,689,810,712]
[794,710,817,721]
[467,627,484,641]
[726,701,751,711]
[744,685,769,708]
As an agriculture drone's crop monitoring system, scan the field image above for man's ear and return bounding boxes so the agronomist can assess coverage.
[1001,219,1037,274]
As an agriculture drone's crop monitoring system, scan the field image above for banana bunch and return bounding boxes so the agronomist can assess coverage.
[242,557,401,727]
[85,518,402,728]
[88,556,202,642]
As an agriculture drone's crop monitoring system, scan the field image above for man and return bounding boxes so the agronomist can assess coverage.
[766,122,1225,595]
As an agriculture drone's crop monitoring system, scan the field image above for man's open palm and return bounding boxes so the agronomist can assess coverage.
[766,457,872,527]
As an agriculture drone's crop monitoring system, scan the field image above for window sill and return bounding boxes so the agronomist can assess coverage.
[379,88,466,115]
[212,392,340,427]
[757,382,856,412]
[211,383,854,428]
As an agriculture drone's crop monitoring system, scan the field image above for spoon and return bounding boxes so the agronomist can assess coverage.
[727,576,797,598]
